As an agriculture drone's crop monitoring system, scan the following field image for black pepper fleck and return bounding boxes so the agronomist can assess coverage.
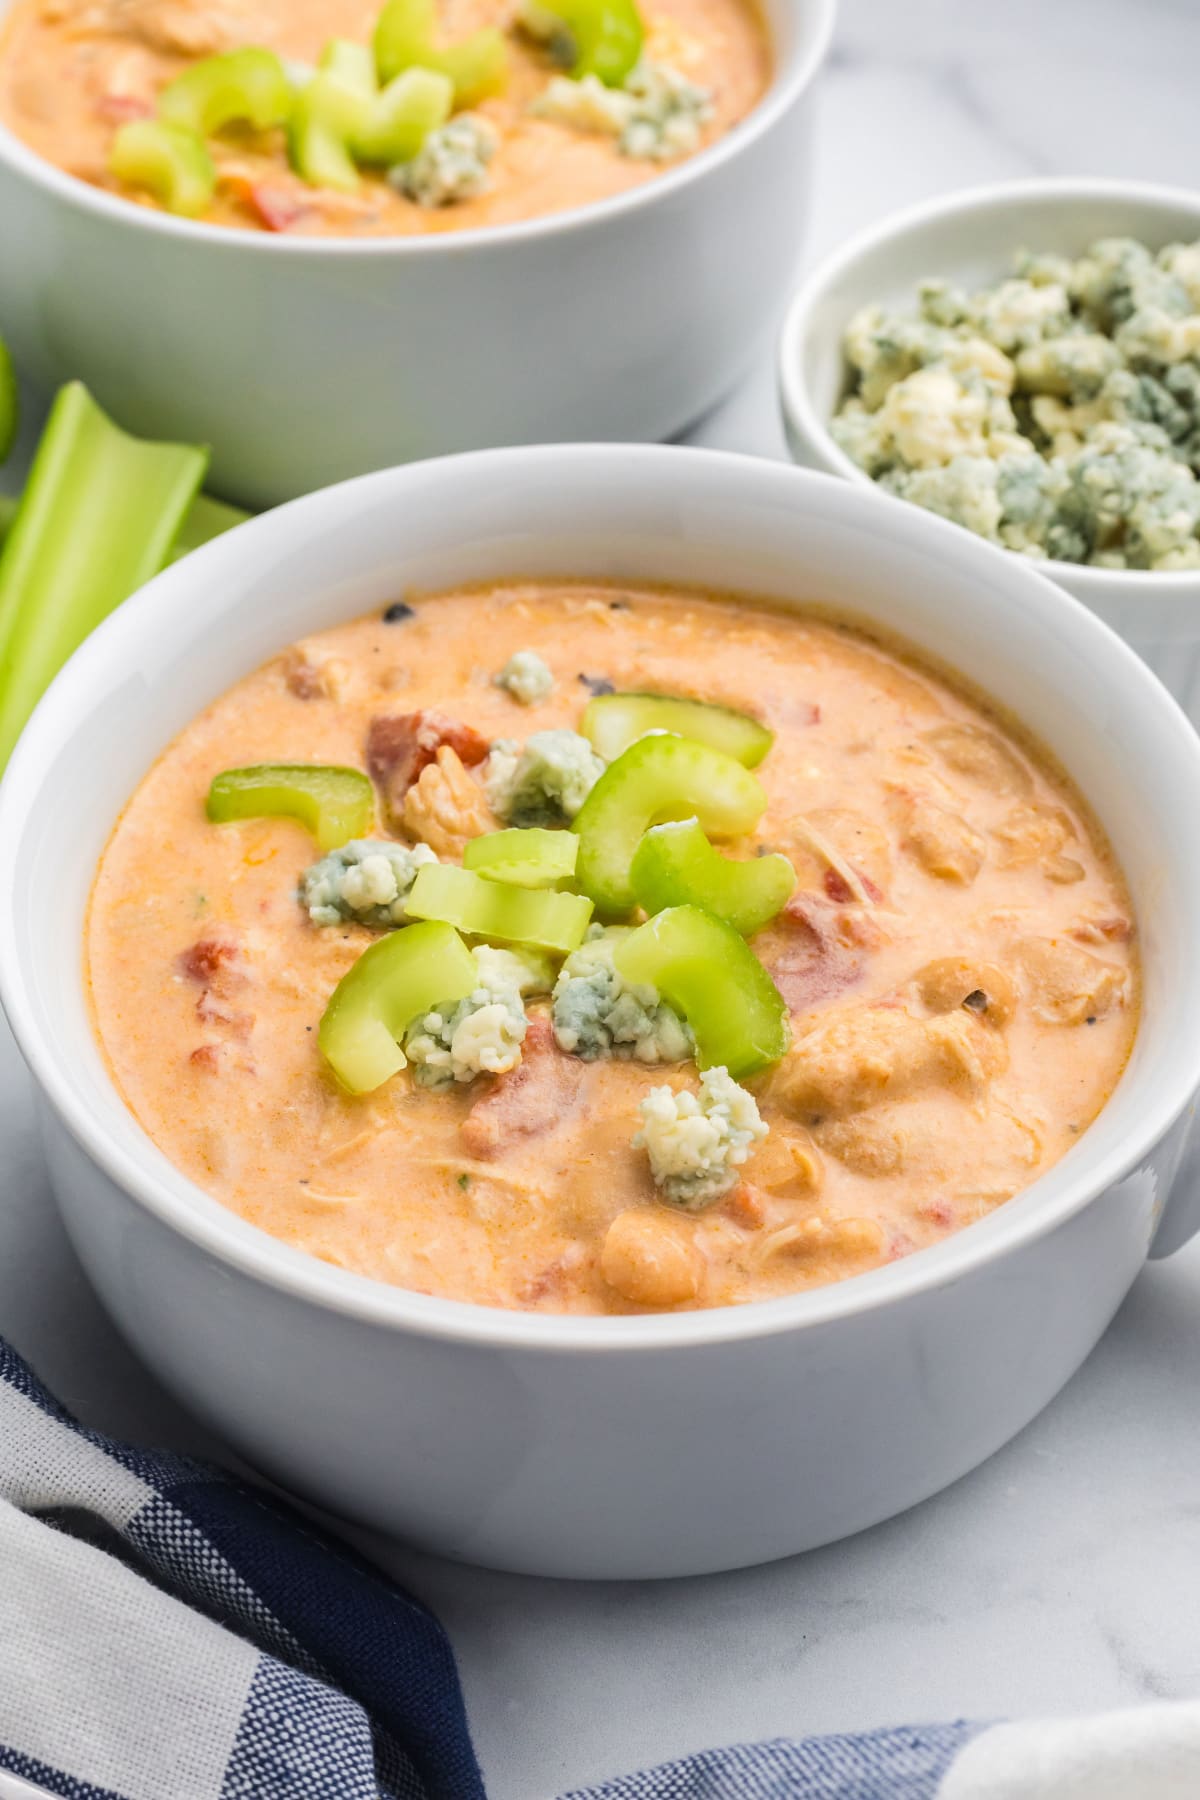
[383,600,415,624]
[962,989,988,1013]
[457,1173,471,1190]
[1085,1015,1097,1025]
[578,674,615,696]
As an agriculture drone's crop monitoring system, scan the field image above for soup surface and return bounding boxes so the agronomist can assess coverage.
[0,0,768,235]
[88,582,1139,1314]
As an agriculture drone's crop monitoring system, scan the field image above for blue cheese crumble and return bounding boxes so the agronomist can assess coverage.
[404,946,554,1088]
[301,839,437,928]
[391,115,497,208]
[831,235,1200,569]
[634,1066,768,1209]
[552,926,693,1064]
[495,649,555,706]
[484,729,605,826]
[530,60,711,162]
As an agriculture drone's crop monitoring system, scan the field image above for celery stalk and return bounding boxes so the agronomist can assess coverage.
[0,383,207,774]
[0,338,17,465]
[169,492,250,562]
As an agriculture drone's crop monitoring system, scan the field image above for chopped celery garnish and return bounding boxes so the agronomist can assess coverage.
[159,47,293,137]
[0,494,16,548]
[319,920,477,1093]
[374,0,508,107]
[0,383,206,775]
[519,0,642,85]
[572,734,767,917]
[630,818,796,935]
[614,905,790,1077]
[318,38,379,94]
[355,66,454,164]
[462,827,579,887]
[169,493,251,563]
[583,691,774,767]
[288,71,369,189]
[207,765,375,850]
[110,119,216,217]
[406,862,593,952]
[0,338,17,465]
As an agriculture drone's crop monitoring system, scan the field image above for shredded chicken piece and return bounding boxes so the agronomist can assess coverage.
[402,745,498,856]
[784,816,876,906]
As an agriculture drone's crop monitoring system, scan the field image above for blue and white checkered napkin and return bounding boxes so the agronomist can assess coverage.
[0,1335,484,1800]
[4,1332,1200,1800]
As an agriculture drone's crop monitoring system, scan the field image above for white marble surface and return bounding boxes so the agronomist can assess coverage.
[6,1,1200,1795]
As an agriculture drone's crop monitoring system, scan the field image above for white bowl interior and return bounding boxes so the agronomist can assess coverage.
[3,446,1200,1344]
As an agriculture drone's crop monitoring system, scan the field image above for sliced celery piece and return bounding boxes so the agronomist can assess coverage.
[159,47,293,137]
[583,691,773,768]
[0,338,17,464]
[614,905,790,1077]
[0,494,16,548]
[519,0,642,85]
[169,493,251,563]
[374,0,508,107]
[630,818,795,935]
[355,66,454,164]
[0,384,206,775]
[110,119,216,217]
[288,71,369,190]
[207,765,374,851]
[406,862,593,952]
[314,39,452,168]
[462,827,578,888]
[319,38,379,93]
[572,734,767,917]
[319,920,477,1093]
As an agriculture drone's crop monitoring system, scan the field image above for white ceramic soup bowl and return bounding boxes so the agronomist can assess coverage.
[778,179,1200,721]
[3,443,1200,1581]
[0,0,834,510]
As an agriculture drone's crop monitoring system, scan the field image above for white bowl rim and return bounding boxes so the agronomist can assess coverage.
[0,0,835,258]
[3,441,1200,1355]
[778,174,1200,599]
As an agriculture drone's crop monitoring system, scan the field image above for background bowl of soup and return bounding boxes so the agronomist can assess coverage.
[3,443,1200,1579]
[0,0,834,508]
[777,178,1200,721]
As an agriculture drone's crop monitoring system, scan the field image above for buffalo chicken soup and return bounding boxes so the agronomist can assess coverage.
[87,583,1138,1314]
[0,0,769,235]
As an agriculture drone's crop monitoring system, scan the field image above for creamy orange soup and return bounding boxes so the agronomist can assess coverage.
[0,0,768,235]
[87,583,1139,1314]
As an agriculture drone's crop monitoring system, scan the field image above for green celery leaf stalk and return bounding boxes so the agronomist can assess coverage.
[0,382,207,775]
[0,339,18,464]
[169,492,250,562]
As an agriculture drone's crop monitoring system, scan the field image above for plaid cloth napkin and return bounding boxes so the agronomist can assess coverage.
[0,1335,484,1800]
[4,1331,1200,1800]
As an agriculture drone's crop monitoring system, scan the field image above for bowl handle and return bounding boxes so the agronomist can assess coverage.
[1149,1097,1200,1258]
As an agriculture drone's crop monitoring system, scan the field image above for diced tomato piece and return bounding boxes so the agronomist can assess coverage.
[247,184,310,234]
[178,932,243,990]
[758,894,877,1018]
[367,710,490,829]
[461,1015,583,1159]
[823,867,883,906]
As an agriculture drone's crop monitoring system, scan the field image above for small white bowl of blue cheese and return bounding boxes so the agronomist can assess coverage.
[778,179,1200,721]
